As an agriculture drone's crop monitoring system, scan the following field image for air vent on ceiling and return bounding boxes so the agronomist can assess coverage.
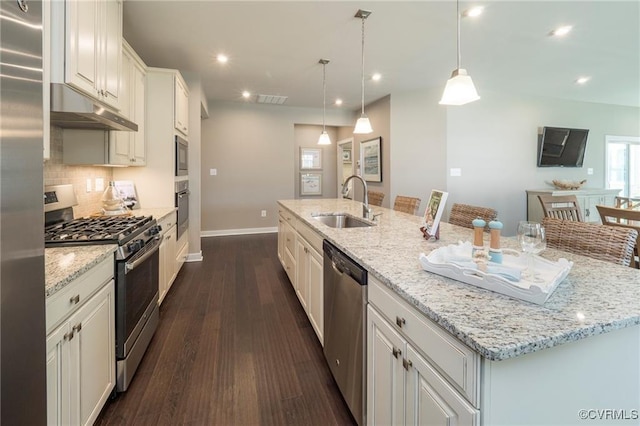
[256,94,288,105]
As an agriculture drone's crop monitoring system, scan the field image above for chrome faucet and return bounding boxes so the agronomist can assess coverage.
[342,175,372,219]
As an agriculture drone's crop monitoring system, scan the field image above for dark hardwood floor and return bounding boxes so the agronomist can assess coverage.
[96,233,355,426]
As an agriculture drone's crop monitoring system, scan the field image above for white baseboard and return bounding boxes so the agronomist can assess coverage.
[201,227,278,237]
[186,251,203,262]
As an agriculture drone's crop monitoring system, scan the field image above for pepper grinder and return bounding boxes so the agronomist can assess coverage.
[472,218,486,257]
[488,219,503,264]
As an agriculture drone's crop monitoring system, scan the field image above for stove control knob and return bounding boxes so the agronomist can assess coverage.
[148,225,162,235]
[127,239,143,252]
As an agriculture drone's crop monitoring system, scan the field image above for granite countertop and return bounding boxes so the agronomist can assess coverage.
[45,245,117,297]
[278,198,640,361]
[133,207,176,221]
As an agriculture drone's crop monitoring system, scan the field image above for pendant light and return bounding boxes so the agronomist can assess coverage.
[439,0,480,106]
[354,9,373,134]
[318,59,331,145]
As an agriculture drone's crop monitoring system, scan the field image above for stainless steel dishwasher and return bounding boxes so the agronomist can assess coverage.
[323,240,367,426]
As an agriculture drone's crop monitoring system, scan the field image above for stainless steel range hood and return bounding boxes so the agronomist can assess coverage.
[50,83,138,131]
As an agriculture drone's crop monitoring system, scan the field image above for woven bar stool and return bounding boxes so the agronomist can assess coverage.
[367,190,385,207]
[448,203,497,230]
[542,217,637,267]
[393,196,421,215]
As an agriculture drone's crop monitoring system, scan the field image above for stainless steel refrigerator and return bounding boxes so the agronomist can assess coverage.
[0,0,47,423]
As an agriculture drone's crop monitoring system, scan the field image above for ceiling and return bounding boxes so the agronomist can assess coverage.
[123,1,640,111]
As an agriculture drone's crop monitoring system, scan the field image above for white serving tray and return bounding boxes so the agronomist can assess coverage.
[419,242,573,305]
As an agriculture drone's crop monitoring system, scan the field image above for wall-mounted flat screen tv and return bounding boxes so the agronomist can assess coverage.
[537,126,589,167]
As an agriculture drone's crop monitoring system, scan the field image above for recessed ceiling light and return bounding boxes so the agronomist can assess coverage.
[216,54,229,63]
[463,6,484,17]
[242,91,251,99]
[550,26,572,37]
[371,73,382,82]
[576,77,590,85]
[335,99,343,106]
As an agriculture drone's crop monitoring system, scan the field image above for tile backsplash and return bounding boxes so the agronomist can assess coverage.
[44,126,113,217]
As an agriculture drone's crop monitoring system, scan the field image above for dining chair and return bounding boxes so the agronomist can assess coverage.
[614,196,640,210]
[367,190,385,207]
[542,217,638,267]
[448,203,497,230]
[596,205,640,268]
[393,196,421,215]
[537,194,584,221]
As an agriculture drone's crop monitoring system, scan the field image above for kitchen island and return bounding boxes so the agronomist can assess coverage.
[278,198,640,426]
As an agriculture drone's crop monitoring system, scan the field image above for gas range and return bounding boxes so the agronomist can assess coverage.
[44,184,160,260]
[45,215,160,260]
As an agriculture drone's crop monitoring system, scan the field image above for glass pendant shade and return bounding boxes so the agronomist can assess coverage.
[439,69,480,106]
[354,114,373,134]
[318,130,331,145]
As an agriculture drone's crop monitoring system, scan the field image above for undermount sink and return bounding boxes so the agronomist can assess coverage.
[312,213,374,228]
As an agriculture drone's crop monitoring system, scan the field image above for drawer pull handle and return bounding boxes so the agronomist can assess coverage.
[72,323,82,333]
[70,295,80,305]
[64,331,74,341]
[396,316,406,327]
[402,358,413,370]
[392,348,401,359]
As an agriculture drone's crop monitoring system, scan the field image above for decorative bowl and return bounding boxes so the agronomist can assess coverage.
[551,179,586,190]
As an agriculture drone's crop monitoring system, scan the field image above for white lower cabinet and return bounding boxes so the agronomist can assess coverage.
[176,230,189,272]
[46,268,115,426]
[277,207,323,344]
[367,276,479,426]
[295,232,324,344]
[159,223,177,305]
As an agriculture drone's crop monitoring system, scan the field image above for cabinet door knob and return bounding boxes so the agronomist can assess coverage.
[70,295,80,305]
[402,358,412,370]
[72,323,82,333]
[392,347,401,359]
[396,316,406,327]
[64,331,74,341]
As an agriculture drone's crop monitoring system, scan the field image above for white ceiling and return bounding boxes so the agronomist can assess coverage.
[123,1,640,110]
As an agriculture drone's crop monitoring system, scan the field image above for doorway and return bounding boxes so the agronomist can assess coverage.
[337,138,354,198]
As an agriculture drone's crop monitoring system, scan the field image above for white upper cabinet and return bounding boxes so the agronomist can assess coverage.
[110,40,146,166]
[51,0,123,110]
[174,74,189,137]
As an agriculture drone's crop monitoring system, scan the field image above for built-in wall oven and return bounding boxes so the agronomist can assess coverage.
[175,180,189,240]
[175,135,188,176]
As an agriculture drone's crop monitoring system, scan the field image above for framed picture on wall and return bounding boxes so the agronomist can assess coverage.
[342,149,352,162]
[360,137,382,182]
[300,147,322,170]
[300,173,323,196]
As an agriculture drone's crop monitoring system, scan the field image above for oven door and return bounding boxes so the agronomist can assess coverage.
[175,135,188,176]
[115,237,160,359]
[176,189,189,240]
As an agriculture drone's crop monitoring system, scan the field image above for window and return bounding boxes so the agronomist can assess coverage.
[606,135,640,197]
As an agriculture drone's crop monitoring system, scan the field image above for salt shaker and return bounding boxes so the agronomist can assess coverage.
[472,218,486,256]
[488,219,503,264]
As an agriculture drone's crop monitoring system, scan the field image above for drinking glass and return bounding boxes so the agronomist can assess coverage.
[517,221,546,282]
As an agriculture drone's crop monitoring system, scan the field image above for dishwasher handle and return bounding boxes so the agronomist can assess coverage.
[323,240,367,286]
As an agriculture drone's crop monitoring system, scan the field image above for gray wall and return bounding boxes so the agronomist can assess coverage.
[391,88,640,234]
[201,91,638,235]
[390,88,447,215]
[201,101,352,234]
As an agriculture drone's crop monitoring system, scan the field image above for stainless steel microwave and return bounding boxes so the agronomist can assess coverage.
[175,135,188,176]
